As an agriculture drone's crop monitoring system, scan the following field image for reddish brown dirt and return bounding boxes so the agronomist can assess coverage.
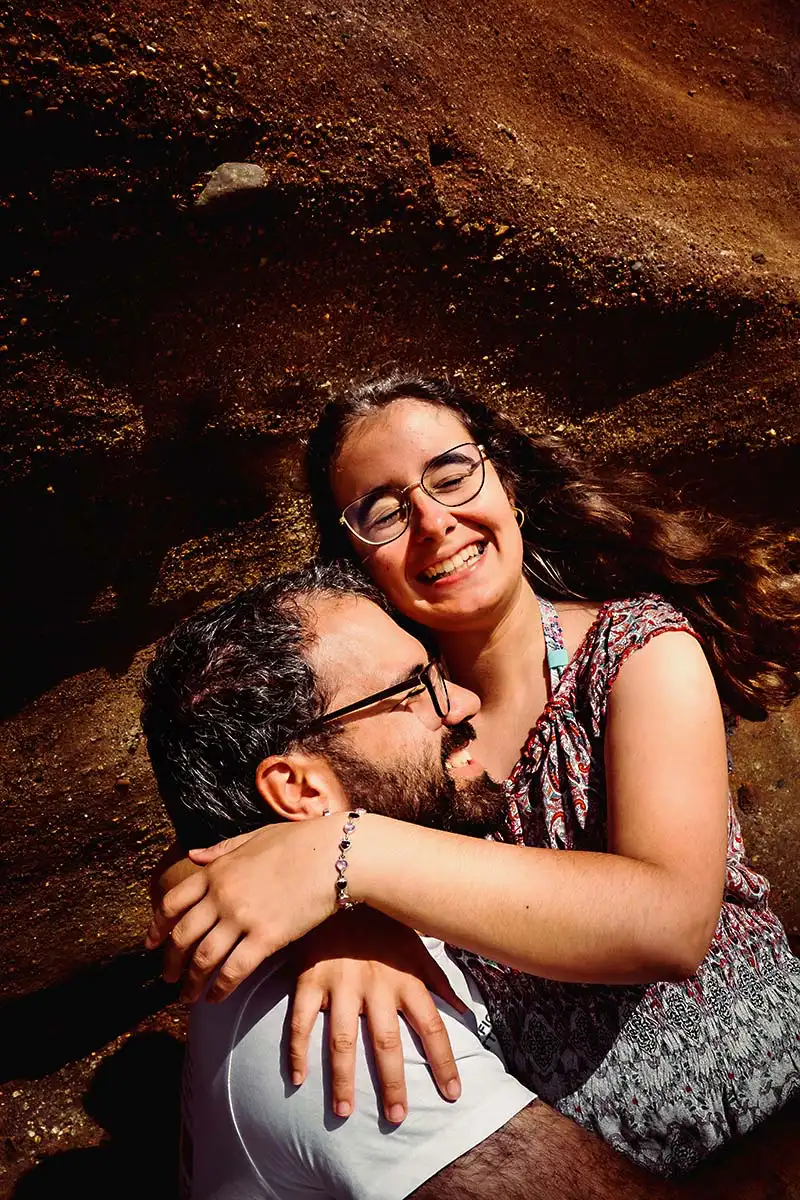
[1,0,799,1196]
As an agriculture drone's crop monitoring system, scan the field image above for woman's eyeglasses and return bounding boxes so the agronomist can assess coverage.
[339,443,487,546]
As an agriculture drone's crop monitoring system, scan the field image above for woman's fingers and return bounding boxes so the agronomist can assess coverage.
[205,933,274,1004]
[365,996,408,1124]
[401,988,461,1104]
[161,896,220,983]
[289,977,327,1086]
[188,829,261,864]
[146,869,209,949]
[180,921,243,1003]
[328,990,362,1120]
[405,956,465,1101]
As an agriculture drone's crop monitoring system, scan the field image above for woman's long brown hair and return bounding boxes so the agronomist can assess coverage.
[306,374,800,720]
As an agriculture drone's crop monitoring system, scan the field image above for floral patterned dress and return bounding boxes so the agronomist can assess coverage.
[449,594,800,1176]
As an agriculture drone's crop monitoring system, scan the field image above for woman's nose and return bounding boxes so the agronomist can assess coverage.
[443,680,481,726]
[408,487,457,540]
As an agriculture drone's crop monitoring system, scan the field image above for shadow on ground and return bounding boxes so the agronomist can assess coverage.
[9,1031,184,1200]
[0,950,178,1083]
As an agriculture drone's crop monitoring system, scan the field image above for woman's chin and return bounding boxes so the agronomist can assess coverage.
[407,578,514,633]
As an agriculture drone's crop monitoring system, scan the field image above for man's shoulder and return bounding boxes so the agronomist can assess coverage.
[186,951,305,1197]
[185,941,535,1200]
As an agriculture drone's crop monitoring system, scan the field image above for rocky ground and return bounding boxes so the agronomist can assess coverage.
[1,0,798,1196]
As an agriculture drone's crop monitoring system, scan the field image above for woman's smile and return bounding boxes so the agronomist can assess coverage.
[417,540,487,585]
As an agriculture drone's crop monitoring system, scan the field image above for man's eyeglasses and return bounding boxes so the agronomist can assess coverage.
[306,660,451,731]
[340,443,487,546]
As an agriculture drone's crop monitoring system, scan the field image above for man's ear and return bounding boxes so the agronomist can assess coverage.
[255,753,347,822]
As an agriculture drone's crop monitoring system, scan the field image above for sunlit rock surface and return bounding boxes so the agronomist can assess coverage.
[1,0,798,1194]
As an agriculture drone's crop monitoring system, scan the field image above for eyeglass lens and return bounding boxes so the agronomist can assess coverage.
[344,444,485,545]
[427,662,450,719]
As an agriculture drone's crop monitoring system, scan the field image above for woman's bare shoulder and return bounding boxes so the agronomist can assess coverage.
[553,600,604,659]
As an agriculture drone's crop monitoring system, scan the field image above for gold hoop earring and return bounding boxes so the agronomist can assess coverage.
[512,506,525,528]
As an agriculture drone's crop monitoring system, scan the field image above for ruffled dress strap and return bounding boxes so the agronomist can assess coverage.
[536,594,569,697]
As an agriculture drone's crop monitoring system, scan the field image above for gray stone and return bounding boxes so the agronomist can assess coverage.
[194,162,267,207]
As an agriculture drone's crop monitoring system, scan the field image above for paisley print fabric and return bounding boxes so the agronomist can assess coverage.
[449,594,800,1176]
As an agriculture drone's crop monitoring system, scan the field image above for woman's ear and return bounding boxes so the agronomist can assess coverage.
[501,478,517,508]
[255,753,348,822]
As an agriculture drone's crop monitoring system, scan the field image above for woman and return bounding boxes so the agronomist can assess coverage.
[152,374,800,1175]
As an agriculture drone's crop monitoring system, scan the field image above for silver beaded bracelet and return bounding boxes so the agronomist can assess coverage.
[328,808,366,910]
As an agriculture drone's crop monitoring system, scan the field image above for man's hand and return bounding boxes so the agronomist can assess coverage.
[291,909,468,1124]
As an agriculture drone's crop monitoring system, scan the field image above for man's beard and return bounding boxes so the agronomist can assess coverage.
[324,721,507,838]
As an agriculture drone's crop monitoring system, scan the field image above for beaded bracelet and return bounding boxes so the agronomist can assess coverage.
[329,808,366,910]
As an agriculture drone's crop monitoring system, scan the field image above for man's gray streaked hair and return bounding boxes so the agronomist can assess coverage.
[140,559,383,848]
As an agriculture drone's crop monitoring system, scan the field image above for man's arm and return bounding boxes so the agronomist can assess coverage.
[413,1101,685,1200]
[413,1100,759,1200]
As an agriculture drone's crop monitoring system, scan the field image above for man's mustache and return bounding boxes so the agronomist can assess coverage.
[441,721,477,764]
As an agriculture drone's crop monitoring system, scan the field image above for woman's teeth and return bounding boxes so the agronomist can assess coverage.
[446,746,474,772]
[421,543,484,582]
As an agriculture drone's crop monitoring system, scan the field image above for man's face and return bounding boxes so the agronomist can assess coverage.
[309,594,506,836]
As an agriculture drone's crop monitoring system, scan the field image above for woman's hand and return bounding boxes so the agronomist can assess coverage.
[148,839,200,910]
[290,909,468,1124]
[145,828,262,950]
[145,818,343,1002]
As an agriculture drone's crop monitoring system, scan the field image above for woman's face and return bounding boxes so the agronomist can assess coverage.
[330,399,525,634]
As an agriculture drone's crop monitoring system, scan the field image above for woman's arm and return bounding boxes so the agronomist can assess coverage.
[349,631,728,983]
[158,631,728,989]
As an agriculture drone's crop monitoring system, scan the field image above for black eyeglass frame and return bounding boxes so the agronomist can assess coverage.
[339,443,488,546]
[303,660,451,732]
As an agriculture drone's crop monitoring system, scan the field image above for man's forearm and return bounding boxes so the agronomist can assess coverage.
[411,1101,681,1200]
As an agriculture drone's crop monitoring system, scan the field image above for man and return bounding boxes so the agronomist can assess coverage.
[141,560,683,1200]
